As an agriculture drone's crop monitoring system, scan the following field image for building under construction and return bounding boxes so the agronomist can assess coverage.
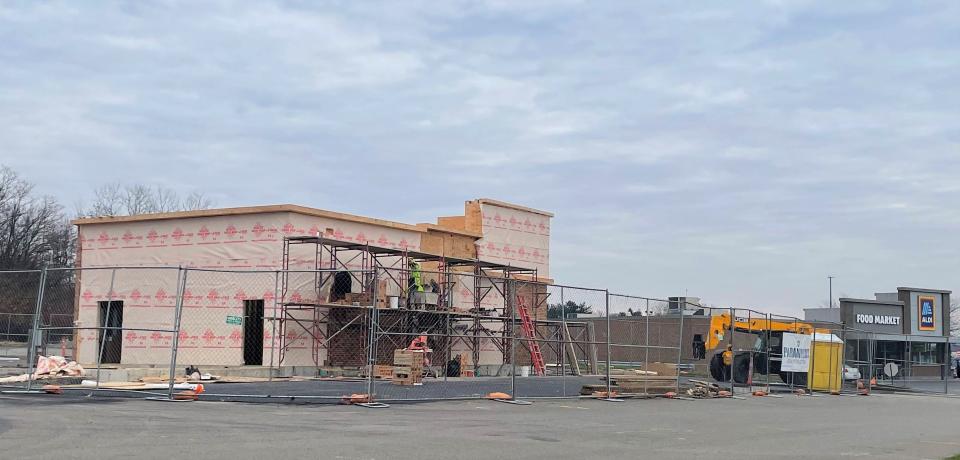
[69,199,579,375]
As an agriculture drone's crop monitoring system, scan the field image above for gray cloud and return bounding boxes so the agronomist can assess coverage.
[1,1,957,315]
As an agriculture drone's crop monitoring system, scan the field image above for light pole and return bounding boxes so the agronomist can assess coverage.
[828,276,834,308]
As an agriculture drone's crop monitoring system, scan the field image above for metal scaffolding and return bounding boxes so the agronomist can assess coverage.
[273,235,582,372]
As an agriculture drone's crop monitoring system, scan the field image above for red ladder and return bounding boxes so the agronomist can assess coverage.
[516,295,546,376]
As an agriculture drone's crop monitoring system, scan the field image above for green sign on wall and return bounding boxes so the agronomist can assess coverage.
[226,315,243,325]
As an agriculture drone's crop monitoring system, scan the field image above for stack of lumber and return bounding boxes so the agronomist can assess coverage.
[341,292,372,304]
[583,367,679,395]
[392,349,424,386]
[374,280,389,308]
[645,362,679,376]
[459,353,475,378]
[605,374,678,394]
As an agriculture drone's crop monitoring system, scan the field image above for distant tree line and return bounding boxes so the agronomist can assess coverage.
[547,301,593,319]
[0,166,215,330]
[0,165,215,272]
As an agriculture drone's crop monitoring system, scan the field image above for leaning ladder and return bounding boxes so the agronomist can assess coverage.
[516,295,546,376]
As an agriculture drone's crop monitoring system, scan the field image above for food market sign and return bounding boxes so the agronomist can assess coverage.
[855,314,901,326]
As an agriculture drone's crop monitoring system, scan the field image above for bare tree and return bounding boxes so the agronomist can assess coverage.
[88,182,124,217]
[78,182,215,217]
[951,299,959,337]
[182,191,214,211]
[0,167,75,270]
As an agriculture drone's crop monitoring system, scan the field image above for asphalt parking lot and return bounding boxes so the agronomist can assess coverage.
[2,391,960,459]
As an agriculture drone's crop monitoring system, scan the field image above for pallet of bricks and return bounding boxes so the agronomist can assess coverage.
[392,349,424,386]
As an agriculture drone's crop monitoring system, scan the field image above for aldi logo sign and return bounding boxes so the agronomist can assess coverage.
[918,296,936,331]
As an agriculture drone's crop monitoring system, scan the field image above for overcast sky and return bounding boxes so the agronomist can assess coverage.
[1,1,957,315]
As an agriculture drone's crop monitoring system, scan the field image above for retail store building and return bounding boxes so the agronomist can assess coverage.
[805,287,952,379]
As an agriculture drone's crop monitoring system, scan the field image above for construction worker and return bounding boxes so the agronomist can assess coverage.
[721,344,734,382]
[408,260,424,293]
[408,260,424,307]
[408,334,431,367]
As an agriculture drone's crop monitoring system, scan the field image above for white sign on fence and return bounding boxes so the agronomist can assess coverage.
[781,332,812,372]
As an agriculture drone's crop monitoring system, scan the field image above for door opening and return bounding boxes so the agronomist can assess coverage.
[244,300,264,365]
[98,301,124,364]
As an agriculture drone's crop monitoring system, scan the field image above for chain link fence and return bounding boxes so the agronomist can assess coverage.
[1,266,955,403]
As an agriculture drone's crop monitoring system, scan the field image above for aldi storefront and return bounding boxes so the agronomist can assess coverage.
[838,287,952,380]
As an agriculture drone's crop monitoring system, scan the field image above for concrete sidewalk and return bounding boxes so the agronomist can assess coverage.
[2,391,960,459]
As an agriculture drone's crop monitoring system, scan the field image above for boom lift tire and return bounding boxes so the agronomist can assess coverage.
[709,353,728,382]
[732,353,751,384]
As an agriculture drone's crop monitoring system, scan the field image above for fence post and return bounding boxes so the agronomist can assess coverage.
[507,279,516,400]
[367,267,378,400]
[604,289,613,399]
[838,325,846,393]
[94,268,117,391]
[443,278,450,400]
[167,267,187,400]
[945,339,950,395]
[559,286,566,396]
[269,270,279,383]
[905,337,910,388]
[809,321,818,393]
[790,317,797,392]
[675,299,685,395]
[867,332,874,393]
[728,307,735,394]
[644,299,650,395]
[24,267,48,393]
[765,313,772,393]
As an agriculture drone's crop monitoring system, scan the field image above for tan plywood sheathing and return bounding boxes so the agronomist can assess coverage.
[419,231,477,260]
[464,201,483,234]
[436,216,466,232]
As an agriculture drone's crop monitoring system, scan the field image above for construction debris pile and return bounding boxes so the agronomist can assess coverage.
[0,355,84,384]
[686,379,732,399]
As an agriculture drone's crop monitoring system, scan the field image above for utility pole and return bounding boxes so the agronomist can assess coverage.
[828,276,834,308]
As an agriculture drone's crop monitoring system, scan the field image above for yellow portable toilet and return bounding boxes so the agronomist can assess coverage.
[808,332,843,392]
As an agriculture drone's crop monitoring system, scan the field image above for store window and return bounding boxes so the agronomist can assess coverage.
[910,342,944,365]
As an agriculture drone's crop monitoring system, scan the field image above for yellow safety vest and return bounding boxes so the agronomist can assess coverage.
[722,350,733,366]
[411,262,424,292]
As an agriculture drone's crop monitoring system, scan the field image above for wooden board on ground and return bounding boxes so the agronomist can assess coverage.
[646,362,678,376]
[586,322,599,374]
[581,384,620,396]
[606,374,678,394]
[606,375,678,382]
[562,322,581,376]
[209,376,294,384]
